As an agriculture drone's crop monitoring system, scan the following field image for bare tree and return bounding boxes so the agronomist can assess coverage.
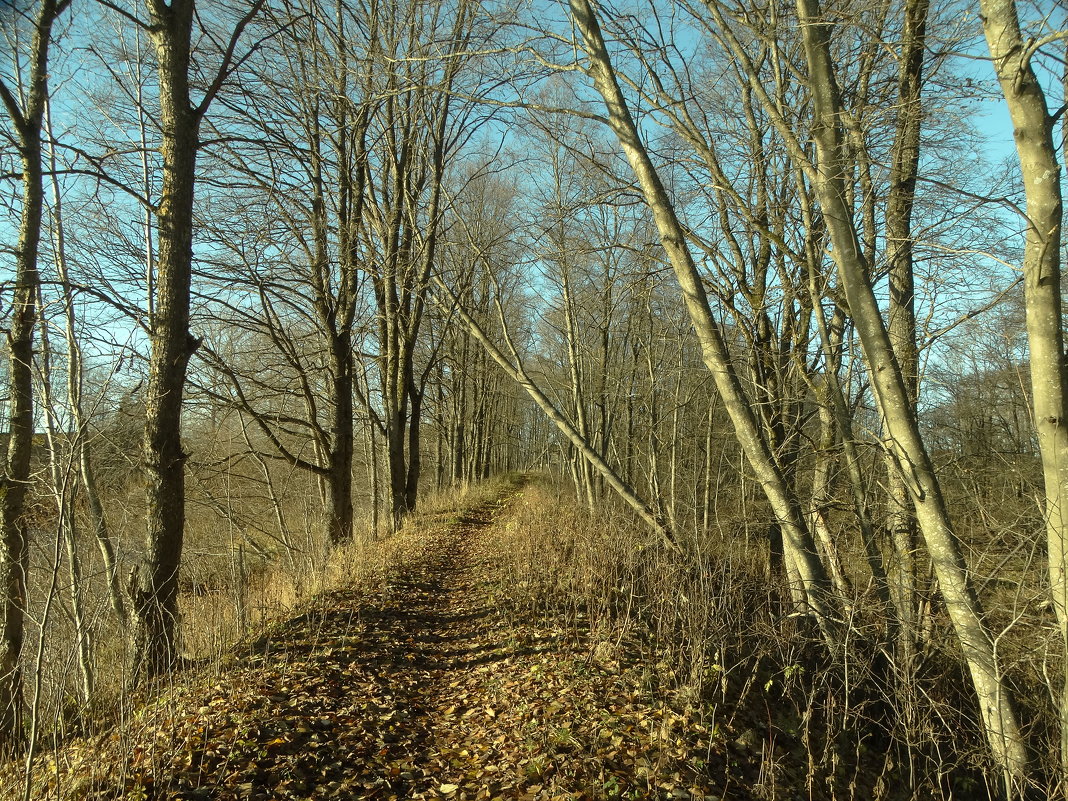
[794,0,1027,779]
[43,101,127,628]
[0,0,72,753]
[883,0,928,667]
[117,0,266,681]
[978,0,1068,783]
[566,0,843,647]
[195,0,374,546]
[357,0,492,529]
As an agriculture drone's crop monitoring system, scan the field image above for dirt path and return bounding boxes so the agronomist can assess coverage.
[23,483,750,801]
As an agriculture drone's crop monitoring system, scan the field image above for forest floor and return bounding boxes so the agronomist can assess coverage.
[8,479,780,801]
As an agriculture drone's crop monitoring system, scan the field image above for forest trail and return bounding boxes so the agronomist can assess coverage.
[21,480,754,801]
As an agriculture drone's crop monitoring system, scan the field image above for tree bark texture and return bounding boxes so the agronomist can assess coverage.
[979,0,1068,782]
[884,0,929,663]
[0,133,42,757]
[130,0,200,682]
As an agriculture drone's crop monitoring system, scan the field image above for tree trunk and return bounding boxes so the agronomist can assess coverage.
[435,380,445,490]
[667,366,682,532]
[0,141,42,756]
[810,296,894,622]
[701,398,716,532]
[325,460,354,547]
[405,385,424,512]
[386,407,408,531]
[130,0,200,682]
[0,0,71,751]
[561,265,595,510]
[979,0,1068,783]
[452,420,466,484]
[326,373,354,547]
[326,332,355,544]
[369,415,381,537]
[797,0,1027,778]
[808,400,853,600]
[568,0,842,647]
[884,0,929,666]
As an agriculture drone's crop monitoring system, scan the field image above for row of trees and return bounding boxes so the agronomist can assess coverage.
[551,0,1066,792]
[0,0,541,754]
[1,0,1066,795]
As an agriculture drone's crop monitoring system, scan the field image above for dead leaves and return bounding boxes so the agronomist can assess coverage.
[12,485,747,800]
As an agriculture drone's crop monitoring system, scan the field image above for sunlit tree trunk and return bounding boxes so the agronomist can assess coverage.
[979,0,1068,782]
[808,398,852,600]
[884,0,929,665]
[797,0,1027,779]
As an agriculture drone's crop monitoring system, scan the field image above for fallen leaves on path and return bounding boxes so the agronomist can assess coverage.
[9,485,765,800]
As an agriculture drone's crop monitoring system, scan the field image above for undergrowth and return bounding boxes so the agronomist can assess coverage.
[9,473,1056,800]
[492,476,1028,800]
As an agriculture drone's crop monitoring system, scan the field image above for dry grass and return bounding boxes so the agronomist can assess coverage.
[180,474,517,663]
[489,476,1034,800]
[11,469,1061,799]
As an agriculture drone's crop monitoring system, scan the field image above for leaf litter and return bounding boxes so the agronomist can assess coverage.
[6,485,766,800]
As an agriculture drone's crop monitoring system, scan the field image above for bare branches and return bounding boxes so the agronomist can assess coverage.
[194,0,270,117]
[92,0,149,32]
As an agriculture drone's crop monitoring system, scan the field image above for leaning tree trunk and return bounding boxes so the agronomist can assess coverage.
[438,279,678,550]
[797,0,1028,780]
[568,0,842,648]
